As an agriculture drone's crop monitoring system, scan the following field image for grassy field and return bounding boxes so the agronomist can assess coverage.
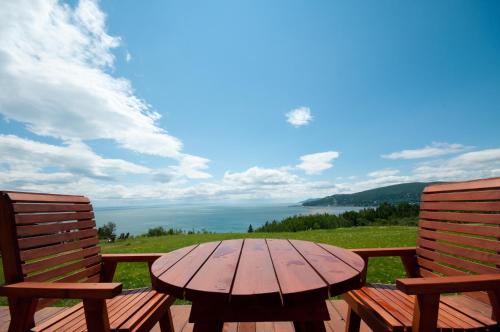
[0,226,416,306]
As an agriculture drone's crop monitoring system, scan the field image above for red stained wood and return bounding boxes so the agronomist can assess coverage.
[417,239,500,267]
[266,239,328,304]
[17,228,98,250]
[151,245,199,277]
[20,237,99,261]
[16,219,95,236]
[6,192,89,203]
[13,203,92,213]
[419,210,500,224]
[152,239,364,330]
[418,228,500,252]
[422,189,500,202]
[317,243,366,272]
[421,201,500,212]
[156,241,221,298]
[0,281,122,299]
[342,177,500,332]
[25,255,101,282]
[1,190,175,332]
[101,253,164,263]
[396,274,500,294]
[419,219,500,237]
[15,211,95,225]
[152,239,364,305]
[22,246,101,274]
[231,239,281,305]
[289,240,362,296]
[186,239,244,301]
[424,177,500,193]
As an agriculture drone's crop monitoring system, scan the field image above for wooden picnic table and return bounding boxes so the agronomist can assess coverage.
[151,239,365,332]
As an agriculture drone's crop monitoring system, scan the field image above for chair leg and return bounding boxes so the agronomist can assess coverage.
[83,299,111,332]
[159,307,175,332]
[8,298,37,332]
[345,307,361,332]
[412,294,439,332]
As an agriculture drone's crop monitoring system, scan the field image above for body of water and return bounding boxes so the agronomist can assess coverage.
[94,204,364,235]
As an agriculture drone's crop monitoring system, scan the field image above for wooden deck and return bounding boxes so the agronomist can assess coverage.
[0,300,371,331]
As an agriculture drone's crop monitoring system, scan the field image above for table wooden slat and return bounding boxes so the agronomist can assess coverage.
[156,241,221,298]
[231,239,282,305]
[266,239,328,304]
[289,240,362,296]
[151,244,199,277]
[317,243,365,272]
[185,239,244,302]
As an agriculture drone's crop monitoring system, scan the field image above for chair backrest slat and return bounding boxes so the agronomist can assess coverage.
[418,178,500,305]
[0,191,102,310]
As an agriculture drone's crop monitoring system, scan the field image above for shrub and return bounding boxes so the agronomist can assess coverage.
[98,222,116,242]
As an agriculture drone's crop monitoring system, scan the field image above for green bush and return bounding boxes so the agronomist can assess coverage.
[98,222,116,241]
[255,202,418,232]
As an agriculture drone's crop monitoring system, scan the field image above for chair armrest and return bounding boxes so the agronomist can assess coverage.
[351,247,416,258]
[351,247,419,278]
[396,274,500,294]
[100,253,164,282]
[0,281,122,299]
[101,253,163,263]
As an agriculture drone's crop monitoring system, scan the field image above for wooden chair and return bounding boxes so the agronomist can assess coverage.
[0,191,175,332]
[343,177,500,332]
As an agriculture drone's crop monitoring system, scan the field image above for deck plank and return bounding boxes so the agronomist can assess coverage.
[0,300,372,331]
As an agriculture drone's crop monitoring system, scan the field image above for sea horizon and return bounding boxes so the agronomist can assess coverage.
[94,204,365,235]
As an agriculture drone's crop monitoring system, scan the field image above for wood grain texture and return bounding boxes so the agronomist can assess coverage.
[423,177,500,193]
[0,282,122,299]
[6,192,89,203]
[185,240,244,302]
[344,177,500,332]
[155,241,221,298]
[1,190,175,332]
[289,240,362,297]
[231,239,281,305]
[152,239,365,330]
[1,301,375,332]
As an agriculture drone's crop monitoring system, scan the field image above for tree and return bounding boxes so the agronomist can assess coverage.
[98,222,116,242]
[247,224,254,233]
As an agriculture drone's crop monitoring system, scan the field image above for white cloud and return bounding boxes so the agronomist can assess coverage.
[286,107,312,127]
[0,135,150,184]
[296,151,339,175]
[413,148,500,181]
[171,154,212,179]
[224,167,298,185]
[382,142,466,160]
[125,51,132,62]
[0,0,196,160]
[368,168,400,178]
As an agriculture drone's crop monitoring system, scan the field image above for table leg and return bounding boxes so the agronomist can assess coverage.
[293,320,327,332]
[193,321,224,332]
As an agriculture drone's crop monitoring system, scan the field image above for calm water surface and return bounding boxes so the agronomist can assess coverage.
[94,204,364,235]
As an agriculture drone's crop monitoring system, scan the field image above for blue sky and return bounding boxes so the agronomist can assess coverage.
[0,0,499,203]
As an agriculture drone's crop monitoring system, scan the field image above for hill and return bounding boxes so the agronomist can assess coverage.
[302,182,430,206]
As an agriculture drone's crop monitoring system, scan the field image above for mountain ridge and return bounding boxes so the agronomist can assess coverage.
[302,182,432,206]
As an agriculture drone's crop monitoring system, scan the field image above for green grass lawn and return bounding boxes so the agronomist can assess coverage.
[0,226,416,306]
